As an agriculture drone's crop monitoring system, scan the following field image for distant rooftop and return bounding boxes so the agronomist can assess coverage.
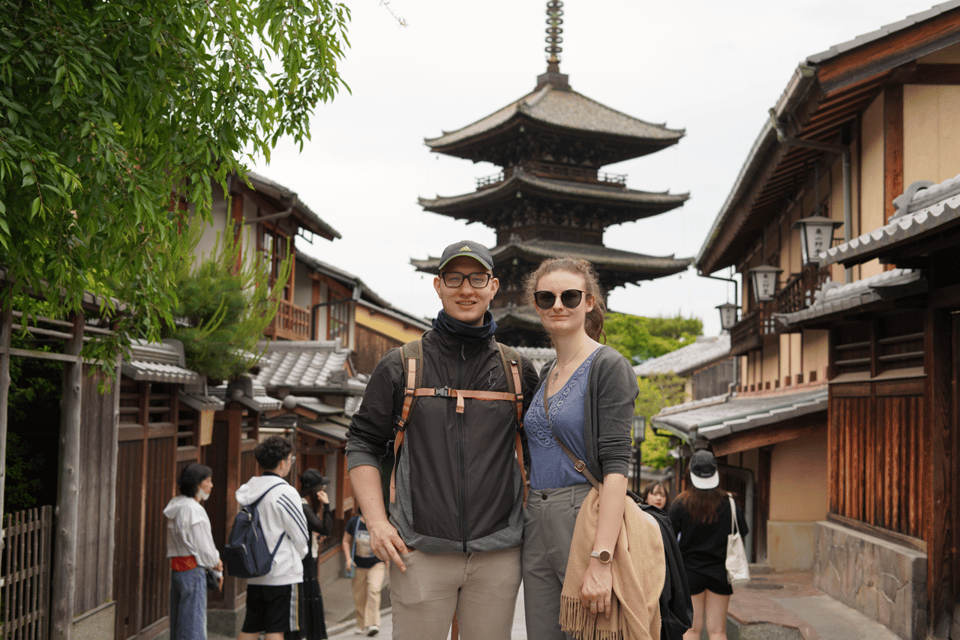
[634,335,731,377]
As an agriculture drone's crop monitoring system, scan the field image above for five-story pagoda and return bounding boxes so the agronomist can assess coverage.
[414,1,692,346]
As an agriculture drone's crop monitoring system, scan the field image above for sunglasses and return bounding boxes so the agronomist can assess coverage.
[534,289,584,310]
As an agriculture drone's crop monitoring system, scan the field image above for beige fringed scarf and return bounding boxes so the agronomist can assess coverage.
[560,488,665,640]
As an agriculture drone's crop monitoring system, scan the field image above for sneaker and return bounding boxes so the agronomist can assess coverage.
[354,628,365,635]
[367,626,379,636]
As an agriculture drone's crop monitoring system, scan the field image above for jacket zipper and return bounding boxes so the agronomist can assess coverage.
[458,342,468,552]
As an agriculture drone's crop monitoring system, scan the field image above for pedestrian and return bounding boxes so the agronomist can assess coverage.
[345,240,539,640]
[521,258,664,640]
[164,463,223,640]
[668,450,749,640]
[236,436,309,640]
[640,481,671,511]
[286,469,334,640]
[342,510,385,636]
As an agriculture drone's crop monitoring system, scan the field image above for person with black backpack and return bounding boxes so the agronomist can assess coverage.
[346,240,539,640]
[234,436,309,640]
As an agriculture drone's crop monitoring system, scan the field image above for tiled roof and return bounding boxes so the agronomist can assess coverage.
[419,169,688,217]
[179,392,224,412]
[426,83,683,149]
[253,340,366,394]
[820,173,960,266]
[210,380,282,411]
[652,387,828,441]
[121,340,203,385]
[633,335,731,377]
[806,1,960,64]
[775,269,923,326]
[413,240,692,276]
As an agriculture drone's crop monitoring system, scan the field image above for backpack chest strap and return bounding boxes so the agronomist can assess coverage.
[408,387,520,414]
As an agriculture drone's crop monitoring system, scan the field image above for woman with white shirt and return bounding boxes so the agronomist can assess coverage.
[164,463,223,640]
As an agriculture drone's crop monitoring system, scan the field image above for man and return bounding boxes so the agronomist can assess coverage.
[346,240,539,640]
[236,436,309,640]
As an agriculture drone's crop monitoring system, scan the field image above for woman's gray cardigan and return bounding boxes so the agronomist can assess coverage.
[533,345,640,482]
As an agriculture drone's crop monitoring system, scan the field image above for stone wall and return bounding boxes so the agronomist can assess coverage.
[813,521,926,640]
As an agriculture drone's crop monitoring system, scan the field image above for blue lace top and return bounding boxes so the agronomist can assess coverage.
[525,347,601,491]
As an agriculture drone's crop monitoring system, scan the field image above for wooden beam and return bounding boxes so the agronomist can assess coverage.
[926,309,953,636]
[908,63,960,84]
[884,85,904,224]
[52,312,84,640]
[0,295,10,524]
[711,411,827,457]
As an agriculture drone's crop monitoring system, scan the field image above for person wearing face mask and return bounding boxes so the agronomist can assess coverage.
[164,463,223,639]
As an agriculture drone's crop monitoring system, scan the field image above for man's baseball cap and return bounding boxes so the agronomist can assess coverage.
[438,240,494,271]
[688,449,719,490]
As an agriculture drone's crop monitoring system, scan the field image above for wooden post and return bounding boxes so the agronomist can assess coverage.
[0,293,12,532]
[105,354,121,598]
[52,312,83,640]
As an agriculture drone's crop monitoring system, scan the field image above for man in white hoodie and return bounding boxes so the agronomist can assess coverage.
[236,436,309,640]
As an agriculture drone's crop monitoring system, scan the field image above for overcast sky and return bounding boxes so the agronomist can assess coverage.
[249,0,942,337]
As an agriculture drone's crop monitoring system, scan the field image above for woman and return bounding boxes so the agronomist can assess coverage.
[521,258,640,640]
[342,510,385,637]
[164,463,223,640]
[640,481,670,511]
[668,450,749,640]
[287,469,334,640]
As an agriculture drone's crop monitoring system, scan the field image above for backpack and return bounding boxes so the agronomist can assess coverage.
[222,482,287,579]
[386,339,527,504]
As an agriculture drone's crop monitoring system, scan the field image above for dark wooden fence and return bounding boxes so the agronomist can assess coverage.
[1,506,52,640]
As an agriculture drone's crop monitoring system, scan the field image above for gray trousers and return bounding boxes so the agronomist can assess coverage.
[522,484,592,640]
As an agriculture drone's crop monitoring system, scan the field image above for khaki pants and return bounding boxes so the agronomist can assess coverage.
[352,562,386,629]
[521,484,592,640]
[390,547,521,640]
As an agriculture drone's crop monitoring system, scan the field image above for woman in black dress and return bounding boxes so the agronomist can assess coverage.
[287,469,333,640]
[668,450,748,640]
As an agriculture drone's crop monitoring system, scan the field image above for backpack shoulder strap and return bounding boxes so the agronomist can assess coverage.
[496,343,524,429]
[391,340,422,503]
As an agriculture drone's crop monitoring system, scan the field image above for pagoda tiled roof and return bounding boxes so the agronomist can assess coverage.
[426,82,683,154]
[419,169,688,223]
[413,239,692,278]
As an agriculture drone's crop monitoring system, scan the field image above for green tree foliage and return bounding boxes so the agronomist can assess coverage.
[162,229,292,381]
[636,373,686,469]
[0,0,350,360]
[605,312,703,365]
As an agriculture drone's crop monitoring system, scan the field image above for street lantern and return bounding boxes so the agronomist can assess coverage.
[748,264,783,302]
[716,302,739,331]
[792,214,842,266]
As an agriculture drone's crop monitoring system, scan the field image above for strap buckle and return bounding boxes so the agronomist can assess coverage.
[434,387,452,398]
[574,460,587,473]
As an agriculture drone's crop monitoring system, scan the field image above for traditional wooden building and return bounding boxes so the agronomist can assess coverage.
[658,4,960,638]
[413,2,691,346]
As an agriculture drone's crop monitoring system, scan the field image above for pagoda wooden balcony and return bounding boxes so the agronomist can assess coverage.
[476,162,627,190]
[265,299,311,341]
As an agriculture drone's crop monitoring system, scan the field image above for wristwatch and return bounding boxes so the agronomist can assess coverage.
[590,549,613,564]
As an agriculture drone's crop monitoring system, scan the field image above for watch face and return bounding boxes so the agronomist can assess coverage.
[593,550,612,563]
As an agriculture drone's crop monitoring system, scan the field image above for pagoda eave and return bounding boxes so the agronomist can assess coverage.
[419,172,689,221]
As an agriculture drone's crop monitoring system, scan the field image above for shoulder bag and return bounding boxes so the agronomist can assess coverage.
[725,495,750,586]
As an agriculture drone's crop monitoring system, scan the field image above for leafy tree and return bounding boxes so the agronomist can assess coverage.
[0,0,350,360]
[635,373,686,469]
[162,230,291,382]
[605,312,703,365]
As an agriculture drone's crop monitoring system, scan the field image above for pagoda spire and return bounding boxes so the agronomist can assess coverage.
[545,1,563,72]
[537,1,570,90]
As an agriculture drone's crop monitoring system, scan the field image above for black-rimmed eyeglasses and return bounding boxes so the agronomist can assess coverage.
[534,289,584,310]
[440,272,492,288]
